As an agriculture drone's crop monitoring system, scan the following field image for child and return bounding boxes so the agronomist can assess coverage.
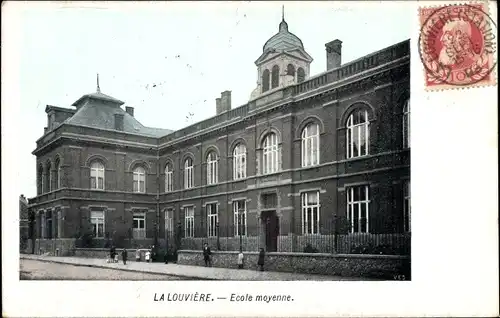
[135,249,141,262]
[145,249,151,263]
[237,250,244,269]
[114,253,119,263]
[203,243,212,267]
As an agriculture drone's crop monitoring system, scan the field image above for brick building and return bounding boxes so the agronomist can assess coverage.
[28,16,410,254]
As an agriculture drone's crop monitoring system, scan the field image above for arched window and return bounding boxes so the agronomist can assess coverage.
[297,67,305,83]
[262,133,279,174]
[133,166,146,193]
[346,109,369,158]
[262,69,270,92]
[165,163,173,192]
[45,161,52,192]
[403,99,410,148]
[90,161,105,190]
[37,165,44,195]
[54,158,61,190]
[184,158,194,189]
[287,64,296,77]
[271,65,280,89]
[206,151,218,185]
[301,123,320,167]
[233,144,247,180]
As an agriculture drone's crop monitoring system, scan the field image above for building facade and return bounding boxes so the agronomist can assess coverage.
[28,17,411,254]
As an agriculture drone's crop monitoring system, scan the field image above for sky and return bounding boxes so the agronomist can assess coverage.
[12,1,412,198]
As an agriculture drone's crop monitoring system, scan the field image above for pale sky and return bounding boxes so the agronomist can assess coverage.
[12,1,412,198]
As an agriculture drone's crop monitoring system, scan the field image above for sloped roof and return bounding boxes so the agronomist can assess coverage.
[263,20,304,52]
[65,92,173,138]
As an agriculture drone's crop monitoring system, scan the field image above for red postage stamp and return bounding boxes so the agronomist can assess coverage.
[418,3,497,90]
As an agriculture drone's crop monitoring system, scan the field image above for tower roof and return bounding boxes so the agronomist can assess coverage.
[262,7,304,52]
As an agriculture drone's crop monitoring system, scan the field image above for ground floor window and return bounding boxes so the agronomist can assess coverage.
[206,203,218,237]
[347,185,370,233]
[90,210,105,238]
[165,208,174,236]
[301,191,320,235]
[184,206,194,238]
[404,180,411,232]
[233,200,247,236]
[133,212,146,239]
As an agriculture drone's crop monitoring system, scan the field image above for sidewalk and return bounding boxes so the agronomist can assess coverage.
[21,254,377,281]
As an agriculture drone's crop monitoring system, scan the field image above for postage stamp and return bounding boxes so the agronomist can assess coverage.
[418,3,497,91]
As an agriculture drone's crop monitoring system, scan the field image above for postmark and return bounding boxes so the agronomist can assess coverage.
[419,3,497,90]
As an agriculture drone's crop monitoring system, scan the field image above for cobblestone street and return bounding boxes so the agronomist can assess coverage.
[20,259,187,280]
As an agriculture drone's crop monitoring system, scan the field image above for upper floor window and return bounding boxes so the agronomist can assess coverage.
[271,65,280,89]
[346,109,369,158]
[54,158,61,189]
[90,161,105,190]
[403,99,410,148]
[262,132,279,174]
[233,144,247,180]
[133,166,146,193]
[297,67,305,83]
[301,191,320,235]
[45,161,52,192]
[184,158,194,189]
[262,69,270,92]
[347,185,370,233]
[206,152,218,185]
[37,165,44,195]
[286,64,296,77]
[403,181,411,232]
[165,163,173,192]
[301,123,320,167]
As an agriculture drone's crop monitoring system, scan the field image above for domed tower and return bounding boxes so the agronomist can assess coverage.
[250,7,313,100]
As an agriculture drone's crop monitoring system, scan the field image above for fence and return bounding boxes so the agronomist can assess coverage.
[177,216,411,256]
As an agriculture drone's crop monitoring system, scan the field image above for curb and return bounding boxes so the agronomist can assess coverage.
[20,257,215,280]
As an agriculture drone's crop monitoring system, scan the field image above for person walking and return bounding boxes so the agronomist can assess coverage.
[237,249,244,269]
[203,243,212,267]
[257,248,265,271]
[122,248,128,265]
[109,246,115,263]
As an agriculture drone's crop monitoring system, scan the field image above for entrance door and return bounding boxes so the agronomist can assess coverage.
[262,211,279,252]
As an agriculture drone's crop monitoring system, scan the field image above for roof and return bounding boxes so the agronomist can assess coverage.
[72,91,125,107]
[263,20,304,52]
[64,91,173,138]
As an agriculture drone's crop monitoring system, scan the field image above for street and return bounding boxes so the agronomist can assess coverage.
[20,259,187,280]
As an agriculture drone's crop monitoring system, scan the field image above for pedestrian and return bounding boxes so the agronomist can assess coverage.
[135,248,141,262]
[203,243,212,267]
[257,248,265,271]
[108,245,115,263]
[237,249,244,269]
[145,250,151,263]
[122,248,128,265]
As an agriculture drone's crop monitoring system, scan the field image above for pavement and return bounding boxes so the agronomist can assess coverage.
[20,254,377,281]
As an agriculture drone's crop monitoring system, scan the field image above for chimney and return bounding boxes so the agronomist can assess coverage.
[325,39,342,70]
[125,106,134,117]
[114,113,124,131]
[220,90,232,113]
[216,98,222,115]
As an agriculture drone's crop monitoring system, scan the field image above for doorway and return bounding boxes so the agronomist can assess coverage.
[261,210,279,252]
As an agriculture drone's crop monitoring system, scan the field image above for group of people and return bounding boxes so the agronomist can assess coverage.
[109,246,155,265]
[110,243,267,271]
[203,243,266,271]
